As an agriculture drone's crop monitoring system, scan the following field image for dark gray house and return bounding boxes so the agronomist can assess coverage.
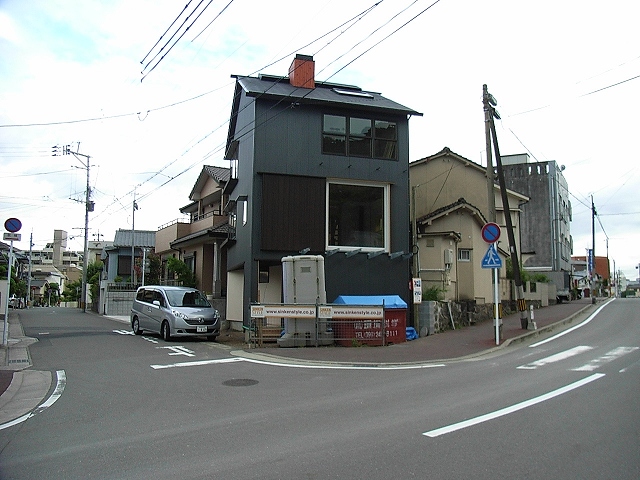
[223,54,421,329]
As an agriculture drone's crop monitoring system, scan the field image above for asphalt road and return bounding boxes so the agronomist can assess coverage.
[0,301,638,479]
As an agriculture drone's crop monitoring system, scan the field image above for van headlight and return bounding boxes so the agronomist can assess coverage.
[172,310,188,320]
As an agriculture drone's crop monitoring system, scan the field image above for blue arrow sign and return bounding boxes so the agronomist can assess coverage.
[481,243,502,269]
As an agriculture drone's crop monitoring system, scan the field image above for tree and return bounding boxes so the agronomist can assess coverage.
[62,279,82,301]
[87,260,103,306]
[166,257,197,287]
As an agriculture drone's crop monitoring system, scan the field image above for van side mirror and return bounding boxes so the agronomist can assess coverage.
[153,300,161,306]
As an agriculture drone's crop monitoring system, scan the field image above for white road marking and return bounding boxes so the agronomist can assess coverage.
[517,346,593,370]
[0,370,66,431]
[113,329,135,335]
[572,346,639,372]
[529,300,613,348]
[157,345,195,357]
[150,356,446,370]
[151,358,244,369]
[142,336,158,344]
[423,373,605,438]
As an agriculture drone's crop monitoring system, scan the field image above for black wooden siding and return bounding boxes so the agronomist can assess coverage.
[261,173,325,252]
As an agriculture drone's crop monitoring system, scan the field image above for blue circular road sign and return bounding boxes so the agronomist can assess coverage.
[481,222,500,243]
[4,217,22,233]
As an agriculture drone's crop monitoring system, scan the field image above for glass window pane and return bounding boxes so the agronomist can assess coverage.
[349,136,371,157]
[374,120,396,140]
[323,114,346,134]
[323,134,346,155]
[328,183,384,248]
[349,117,372,138]
[374,139,396,159]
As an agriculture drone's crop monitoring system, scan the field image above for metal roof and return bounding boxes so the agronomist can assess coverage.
[234,75,422,117]
[113,229,156,248]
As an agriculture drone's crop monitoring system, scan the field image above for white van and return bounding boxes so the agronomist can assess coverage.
[130,286,220,341]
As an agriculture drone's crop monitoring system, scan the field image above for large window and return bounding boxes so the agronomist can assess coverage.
[327,181,388,250]
[322,114,397,159]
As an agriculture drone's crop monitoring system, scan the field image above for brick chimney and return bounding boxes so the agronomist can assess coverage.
[289,54,315,89]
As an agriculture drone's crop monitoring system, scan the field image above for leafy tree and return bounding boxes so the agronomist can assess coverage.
[166,257,197,287]
[62,279,82,301]
[87,260,103,304]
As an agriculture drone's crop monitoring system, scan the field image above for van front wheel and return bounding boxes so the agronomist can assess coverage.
[161,321,171,341]
[132,317,143,335]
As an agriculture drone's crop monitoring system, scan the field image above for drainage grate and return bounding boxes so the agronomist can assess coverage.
[8,359,29,364]
[223,378,258,387]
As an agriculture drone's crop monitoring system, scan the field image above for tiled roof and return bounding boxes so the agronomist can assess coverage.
[113,229,156,248]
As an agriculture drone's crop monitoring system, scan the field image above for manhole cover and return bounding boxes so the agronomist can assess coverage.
[223,378,258,387]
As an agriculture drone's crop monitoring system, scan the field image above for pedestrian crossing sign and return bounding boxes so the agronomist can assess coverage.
[481,243,502,269]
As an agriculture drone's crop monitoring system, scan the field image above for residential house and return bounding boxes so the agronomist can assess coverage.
[409,147,528,303]
[223,54,421,329]
[501,154,573,291]
[571,254,611,297]
[155,165,230,303]
[102,229,156,283]
[99,229,156,315]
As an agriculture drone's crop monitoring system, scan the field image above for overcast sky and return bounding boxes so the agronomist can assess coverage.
[1,0,639,280]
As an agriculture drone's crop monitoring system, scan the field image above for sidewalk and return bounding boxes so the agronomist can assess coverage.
[241,297,598,364]
[1,298,600,427]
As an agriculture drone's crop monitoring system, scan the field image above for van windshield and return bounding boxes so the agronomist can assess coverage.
[166,290,211,308]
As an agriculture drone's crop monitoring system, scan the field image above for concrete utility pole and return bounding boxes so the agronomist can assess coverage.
[591,195,596,303]
[53,144,92,312]
[484,86,529,329]
[132,190,138,286]
[483,85,497,223]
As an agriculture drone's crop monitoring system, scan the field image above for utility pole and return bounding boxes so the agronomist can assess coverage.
[483,85,497,223]
[132,190,138,286]
[591,195,596,303]
[484,86,529,329]
[53,144,92,312]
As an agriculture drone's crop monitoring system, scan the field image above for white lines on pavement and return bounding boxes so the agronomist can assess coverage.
[529,299,613,348]
[572,347,639,372]
[151,358,244,369]
[150,356,446,370]
[423,373,605,438]
[157,345,195,357]
[113,329,134,336]
[0,370,67,431]
[142,336,158,344]
[517,346,594,370]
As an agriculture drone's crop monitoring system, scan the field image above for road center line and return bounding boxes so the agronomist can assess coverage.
[151,358,245,369]
[423,373,605,438]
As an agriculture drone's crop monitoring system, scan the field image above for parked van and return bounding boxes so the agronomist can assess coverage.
[130,286,220,341]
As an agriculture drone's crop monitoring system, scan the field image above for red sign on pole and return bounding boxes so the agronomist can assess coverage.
[481,222,501,243]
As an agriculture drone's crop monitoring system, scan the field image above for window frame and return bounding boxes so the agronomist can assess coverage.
[322,114,397,160]
[325,179,390,252]
[458,249,471,262]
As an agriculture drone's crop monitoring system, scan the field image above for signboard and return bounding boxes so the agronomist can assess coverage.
[3,233,21,241]
[481,243,502,269]
[412,278,422,304]
[250,304,316,318]
[4,217,22,233]
[481,222,500,243]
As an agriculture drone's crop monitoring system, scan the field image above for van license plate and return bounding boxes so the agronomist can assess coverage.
[197,326,207,333]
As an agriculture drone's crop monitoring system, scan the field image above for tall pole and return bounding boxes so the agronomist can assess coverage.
[483,85,496,223]
[3,240,14,346]
[131,191,137,285]
[82,154,90,312]
[27,232,33,307]
[488,106,528,329]
[591,195,596,303]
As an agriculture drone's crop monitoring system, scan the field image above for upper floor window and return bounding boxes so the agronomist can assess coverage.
[327,181,389,250]
[322,114,397,160]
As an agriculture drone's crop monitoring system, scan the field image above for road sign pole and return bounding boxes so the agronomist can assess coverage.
[494,267,500,345]
[3,240,13,346]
